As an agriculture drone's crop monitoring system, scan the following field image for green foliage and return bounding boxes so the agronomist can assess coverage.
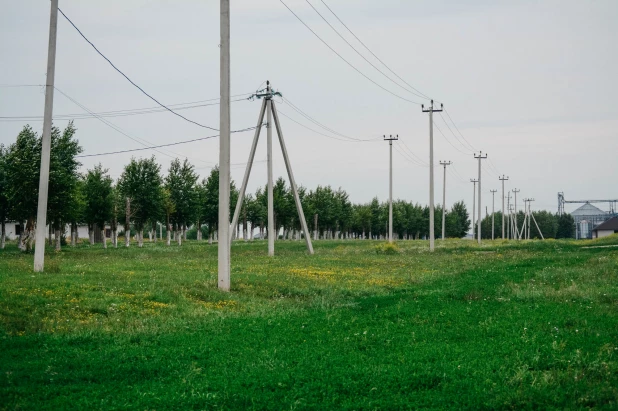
[374,241,400,254]
[4,125,41,225]
[117,157,163,231]
[165,158,199,230]
[82,164,114,230]
[200,166,238,235]
[446,200,470,238]
[556,213,575,239]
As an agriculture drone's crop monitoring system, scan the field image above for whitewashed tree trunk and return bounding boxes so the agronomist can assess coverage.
[177,229,182,246]
[1,221,5,249]
[208,231,213,244]
[125,225,130,247]
[89,225,95,245]
[183,225,187,241]
[113,229,118,248]
[166,229,171,246]
[55,228,61,251]
[149,230,153,242]
[138,229,144,247]
[102,229,107,249]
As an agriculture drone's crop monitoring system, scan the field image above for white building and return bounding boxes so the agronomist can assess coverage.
[592,217,618,239]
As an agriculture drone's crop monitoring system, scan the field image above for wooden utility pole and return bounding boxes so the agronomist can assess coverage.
[422,100,443,252]
[34,0,59,272]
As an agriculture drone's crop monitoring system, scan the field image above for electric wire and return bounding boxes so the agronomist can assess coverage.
[443,108,477,152]
[278,0,423,105]
[58,7,219,131]
[319,0,430,100]
[397,138,429,166]
[393,142,427,168]
[432,120,472,155]
[304,0,428,101]
[282,97,380,142]
[276,109,372,143]
[438,113,474,154]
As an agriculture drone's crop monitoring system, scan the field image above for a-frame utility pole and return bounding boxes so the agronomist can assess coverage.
[490,189,497,240]
[218,0,231,291]
[470,179,478,239]
[439,161,452,240]
[499,175,509,239]
[33,0,59,272]
[231,81,314,256]
[421,100,443,252]
[474,152,488,244]
[384,134,399,243]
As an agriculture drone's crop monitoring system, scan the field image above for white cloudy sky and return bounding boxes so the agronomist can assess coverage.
[1,0,617,215]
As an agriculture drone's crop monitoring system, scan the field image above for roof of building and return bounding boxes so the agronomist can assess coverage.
[571,203,606,216]
[592,216,618,232]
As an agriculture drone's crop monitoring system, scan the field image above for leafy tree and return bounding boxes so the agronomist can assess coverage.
[446,201,470,238]
[530,210,557,239]
[556,213,575,239]
[0,145,8,249]
[47,122,82,250]
[165,158,198,245]
[5,125,41,251]
[82,164,114,247]
[200,166,238,243]
[117,157,163,247]
[161,187,175,245]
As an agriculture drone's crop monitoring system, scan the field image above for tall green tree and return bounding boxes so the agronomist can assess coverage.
[47,122,82,250]
[200,166,238,243]
[5,125,41,251]
[165,158,198,245]
[446,201,471,238]
[556,213,575,239]
[117,157,163,247]
[82,164,114,248]
[0,145,8,249]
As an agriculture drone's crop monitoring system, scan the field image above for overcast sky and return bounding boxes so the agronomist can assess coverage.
[1,0,617,216]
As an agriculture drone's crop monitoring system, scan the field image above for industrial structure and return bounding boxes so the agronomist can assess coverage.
[558,193,618,239]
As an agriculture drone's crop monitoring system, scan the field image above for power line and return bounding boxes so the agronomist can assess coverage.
[76,126,259,158]
[443,108,477,152]
[393,142,427,168]
[282,97,380,142]
[0,97,250,121]
[318,0,430,101]
[438,113,474,154]
[277,109,374,143]
[304,0,427,101]
[433,120,471,155]
[397,137,429,166]
[58,7,219,131]
[278,0,423,105]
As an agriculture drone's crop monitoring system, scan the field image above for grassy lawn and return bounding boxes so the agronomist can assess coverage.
[1,236,617,410]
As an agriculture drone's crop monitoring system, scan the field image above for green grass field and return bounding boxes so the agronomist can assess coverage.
[1,236,617,410]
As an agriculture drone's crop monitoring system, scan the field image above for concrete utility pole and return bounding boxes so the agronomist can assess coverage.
[524,198,535,239]
[218,0,231,291]
[34,0,59,272]
[474,152,488,244]
[499,175,509,239]
[384,135,398,243]
[506,192,511,239]
[512,188,520,240]
[470,179,478,239]
[490,189,497,240]
[421,100,443,252]
[266,85,274,256]
[439,161,452,240]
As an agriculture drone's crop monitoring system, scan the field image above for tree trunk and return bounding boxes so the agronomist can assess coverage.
[183,225,187,241]
[102,229,107,249]
[197,220,202,241]
[1,220,5,249]
[55,227,61,251]
[125,197,131,248]
[89,225,95,245]
[166,227,171,246]
[177,225,182,246]
[149,229,153,242]
[23,218,35,252]
[71,222,77,247]
[138,229,144,247]
[313,214,318,241]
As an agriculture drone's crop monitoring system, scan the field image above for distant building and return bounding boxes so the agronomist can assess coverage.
[592,216,618,239]
[571,203,611,239]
